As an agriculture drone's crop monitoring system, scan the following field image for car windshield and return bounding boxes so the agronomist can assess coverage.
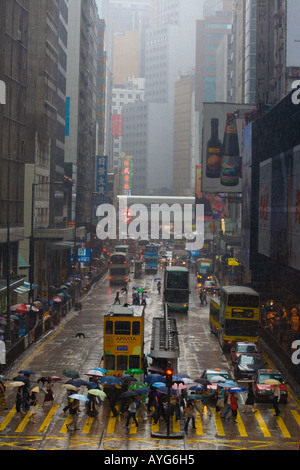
[257,373,283,384]
[238,355,262,365]
[236,344,258,353]
[206,372,229,380]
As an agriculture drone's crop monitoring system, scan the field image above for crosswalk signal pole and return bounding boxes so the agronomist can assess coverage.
[165,366,173,437]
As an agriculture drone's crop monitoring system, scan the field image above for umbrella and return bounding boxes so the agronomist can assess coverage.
[85,370,104,377]
[125,368,143,375]
[88,389,107,398]
[52,296,62,303]
[228,387,246,393]
[68,394,89,402]
[0,330,4,335]
[189,385,206,392]
[147,366,165,374]
[172,383,187,391]
[187,394,203,400]
[47,376,62,382]
[87,382,98,389]
[209,376,227,383]
[11,304,39,314]
[120,391,138,399]
[30,386,46,393]
[33,301,43,308]
[6,381,25,388]
[98,376,121,385]
[157,386,177,395]
[129,382,147,390]
[66,379,89,387]
[13,375,30,386]
[182,378,194,384]
[18,370,36,375]
[172,376,185,383]
[152,382,166,388]
[62,384,79,392]
[194,378,212,386]
[145,374,165,384]
[60,285,68,290]
[218,380,237,388]
[62,369,80,379]
[263,379,281,385]
[135,388,150,394]
[176,373,191,379]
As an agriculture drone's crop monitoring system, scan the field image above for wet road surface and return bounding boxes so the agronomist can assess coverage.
[0,269,300,451]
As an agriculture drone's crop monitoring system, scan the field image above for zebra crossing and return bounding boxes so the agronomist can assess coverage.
[1,405,300,440]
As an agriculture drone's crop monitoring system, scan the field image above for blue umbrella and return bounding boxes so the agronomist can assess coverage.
[219,381,238,388]
[92,367,107,374]
[189,385,205,391]
[229,387,246,393]
[145,374,165,384]
[68,394,89,402]
[98,376,121,385]
[87,382,98,389]
[18,370,36,375]
[135,388,151,394]
[152,382,166,388]
[172,376,185,382]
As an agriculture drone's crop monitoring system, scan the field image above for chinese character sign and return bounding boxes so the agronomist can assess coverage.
[121,156,133,196]
[96,156,108,196]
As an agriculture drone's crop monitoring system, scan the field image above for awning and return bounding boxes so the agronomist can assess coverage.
[14,282,38,294]
[19,253,30,270]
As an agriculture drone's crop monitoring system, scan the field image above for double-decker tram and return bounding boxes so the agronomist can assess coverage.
[144,243,159,274]
[109,252,129,284]
[196,258,213,286]
[163,266,190,312]
[209,297,220,336]
[103,305,145,376]
[217,286,260,350]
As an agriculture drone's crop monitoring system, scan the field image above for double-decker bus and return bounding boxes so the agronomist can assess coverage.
[196,258,213,287]
[163,266,190,312]
[209,297,220,336]
[145,244,159,274]
[114,245,129,255]
[218,286,260,350]
[109,252,129,284]
[103,305,145,376]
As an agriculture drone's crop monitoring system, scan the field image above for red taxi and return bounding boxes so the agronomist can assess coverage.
[252,369,288,404]
[200,368,231,398]
[230,341,261,363]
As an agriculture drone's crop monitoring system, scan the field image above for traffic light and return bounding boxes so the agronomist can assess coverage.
[165,367,173,387]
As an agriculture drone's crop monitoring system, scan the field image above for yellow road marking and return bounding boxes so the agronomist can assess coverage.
[172,415,181,433]
[271,410,291,438]
[38,405,59,433]
[82,416,94,434]
[212,409,225,436]
[291,409,300,427]
[60,415,73,433]
[254,410,271,437]
[129,418,138,434]
[236,411,247,437]
[15,406,39,433]
[195,413,203,435]
[106,414,118,434]
[0,406,16,431]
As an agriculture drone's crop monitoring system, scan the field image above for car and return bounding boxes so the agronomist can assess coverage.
[200,368,231,398]
[234,354,267,380]
[203,280,219,295]
[252,369,288,403]
[230,342,261,363]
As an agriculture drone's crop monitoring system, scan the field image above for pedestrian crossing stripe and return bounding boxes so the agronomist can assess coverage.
[15,405,39,433]
[271,410,291,438]
[38,405,59,433]
[0,406,16,431]
[253,410,271,438]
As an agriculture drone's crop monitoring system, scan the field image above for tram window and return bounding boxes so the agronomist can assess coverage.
[105,355,115,370]
[117,355,128,370]
[132,321,140,335]
[129,355,140,369]
[105,321,113,335]
[115,321,131,335]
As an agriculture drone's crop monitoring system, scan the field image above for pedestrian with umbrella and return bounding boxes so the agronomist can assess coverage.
[42,381,54,407]
[229,391,239,422]
[86,393,100,424]
[184,400,201,432]
[242,384,257,414]
[106,386,119,417]
[125,396,139,428]
[66,398,80,431]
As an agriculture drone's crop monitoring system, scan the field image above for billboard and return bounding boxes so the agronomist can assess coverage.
[287,0,300,67]
[201,103,253,194]
[241,123,252,270]
[96,155,108,196]
[112,114,123,137]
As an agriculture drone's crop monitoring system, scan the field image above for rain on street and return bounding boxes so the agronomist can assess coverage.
[0,269,300,451]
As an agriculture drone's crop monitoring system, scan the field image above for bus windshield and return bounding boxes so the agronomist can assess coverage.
[227,294,259,308]
[166,272,189,289]
[111,255,126,264]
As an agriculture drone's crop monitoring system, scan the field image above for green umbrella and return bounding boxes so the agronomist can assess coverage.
[125,369,143,376]
[62,369,80,379]
[129,382,147,390]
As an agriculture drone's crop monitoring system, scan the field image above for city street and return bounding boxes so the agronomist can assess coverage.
[0,269,300,451]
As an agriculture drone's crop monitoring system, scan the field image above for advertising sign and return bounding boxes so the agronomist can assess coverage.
[77,248,91,263]
[112,114,123,137]
[96,155,108,196]
[201,103,253,194]
[120,156,133,196]
[287,0,300,67]
[258,159,272,257]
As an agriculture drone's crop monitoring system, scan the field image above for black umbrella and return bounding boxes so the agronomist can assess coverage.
[194,378,211,386]
[120,391,138,399]
[18,370,36,375]
[13,375,30,386]
[65,379,89,387]
[119,376,137,383]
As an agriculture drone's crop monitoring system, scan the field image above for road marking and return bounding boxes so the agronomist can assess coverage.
[271,410,291,438]
[236,411,247,437]
[291,409,300,427]
[15,406,39,433]
[106,414,118,434]
[82,416,94,434]
[38,405,59,433]
[195,413,203,435]
[212,409,225,436]
[0,406,16,431]
[129,418,138,434]
[172,415,181,433]
[60,415,73,433]
[254,410,271,437]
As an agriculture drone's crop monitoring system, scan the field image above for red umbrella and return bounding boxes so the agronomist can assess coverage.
[11,304,38,314]
[52,296,62,303]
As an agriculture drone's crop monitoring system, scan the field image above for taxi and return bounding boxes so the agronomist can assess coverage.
[230,341,261,363]
[252,369,288,404]
[200,368,231,398]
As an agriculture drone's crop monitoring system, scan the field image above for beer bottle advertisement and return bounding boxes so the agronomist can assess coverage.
[221,114,240,187]
[206,118,222,178]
